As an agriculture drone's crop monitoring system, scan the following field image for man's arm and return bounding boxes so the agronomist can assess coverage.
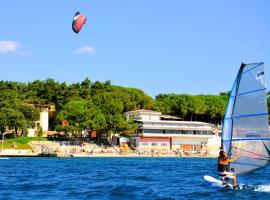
[228,152,240,162]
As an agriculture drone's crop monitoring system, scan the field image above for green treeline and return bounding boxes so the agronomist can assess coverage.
[155,92,229,124]
[0,78,153,137]
[0,78,266,137]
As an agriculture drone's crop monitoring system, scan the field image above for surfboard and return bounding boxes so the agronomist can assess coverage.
[203,175,232,188]
[203,175,250,189]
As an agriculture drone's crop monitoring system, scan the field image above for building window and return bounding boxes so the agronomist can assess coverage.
[130,114,141,120]
[161,143,167,146]
[142,129,213,135]
[151,142,158,146]
[141,142,148,146]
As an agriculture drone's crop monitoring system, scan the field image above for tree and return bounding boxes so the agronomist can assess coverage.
[56,99,93,136]
[0,108,26,135]
[0,81,21,109]
[0,111,8,134]
[188,96,206,121]
[80,78,91,99]
[19,104,40,128]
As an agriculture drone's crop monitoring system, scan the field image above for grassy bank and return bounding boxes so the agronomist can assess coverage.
[1,137,48,150]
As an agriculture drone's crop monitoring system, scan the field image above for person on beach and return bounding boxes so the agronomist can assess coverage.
[217,149,240,188]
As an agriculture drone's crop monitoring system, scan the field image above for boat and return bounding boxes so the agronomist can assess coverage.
[71,153,92,157]
[204,62,270,187]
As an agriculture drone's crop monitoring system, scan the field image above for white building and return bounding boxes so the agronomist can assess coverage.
[28,104,55,137]
[39,107,49,132]
[126,109,221,155]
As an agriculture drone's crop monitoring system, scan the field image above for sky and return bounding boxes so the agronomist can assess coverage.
[0,1,270,97]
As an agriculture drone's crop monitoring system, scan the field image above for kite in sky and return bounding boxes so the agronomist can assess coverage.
[72,12,87,33]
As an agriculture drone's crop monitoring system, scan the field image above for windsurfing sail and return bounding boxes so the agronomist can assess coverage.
[222,62,270,175]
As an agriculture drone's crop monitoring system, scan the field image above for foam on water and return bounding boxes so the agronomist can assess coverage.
[255,184,270,192]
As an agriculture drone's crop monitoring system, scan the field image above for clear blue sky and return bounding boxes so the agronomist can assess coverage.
[0,1,270,97]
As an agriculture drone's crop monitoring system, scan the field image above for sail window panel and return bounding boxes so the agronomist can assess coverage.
[231,141,269,160]
[237,74,266,96]
[238,66,266,96]
[230,161,267,175]
[242,63,264,74]
[232,115,269,138]
[233,90,267,117]
[230,140,269,175]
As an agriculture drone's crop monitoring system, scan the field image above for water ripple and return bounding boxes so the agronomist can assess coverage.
[1,157,270,199]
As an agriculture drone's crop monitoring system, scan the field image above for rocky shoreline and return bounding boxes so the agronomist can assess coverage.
[0,141,218,158]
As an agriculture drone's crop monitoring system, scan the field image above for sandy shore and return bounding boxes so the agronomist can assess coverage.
[0,141,218,158]
[0,149,217,158]
[70,152,217,158]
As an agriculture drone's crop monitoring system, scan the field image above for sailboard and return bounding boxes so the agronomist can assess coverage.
[204,62,270,188]
[204,175,232,187]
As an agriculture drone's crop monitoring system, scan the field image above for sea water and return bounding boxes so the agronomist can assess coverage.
[0,157,270,200]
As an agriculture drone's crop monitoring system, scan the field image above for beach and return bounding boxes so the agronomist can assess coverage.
[0,140,217,158]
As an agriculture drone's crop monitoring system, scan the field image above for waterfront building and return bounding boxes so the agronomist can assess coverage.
[125,109,221,155]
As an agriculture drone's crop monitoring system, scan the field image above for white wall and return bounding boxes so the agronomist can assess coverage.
[125,110,161,121]
[140,114,160,121]
[172,137,207,145]
[27,129,35,137]
[40,108,49,131]
[207,136,221,156]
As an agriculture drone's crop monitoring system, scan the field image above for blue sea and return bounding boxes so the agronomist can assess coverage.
[0,157,270,200]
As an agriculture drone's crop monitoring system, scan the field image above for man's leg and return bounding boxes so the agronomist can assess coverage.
[224,172,236,186]
[221,177,226,185]
[233,175,237,187]
[226,173,238,188]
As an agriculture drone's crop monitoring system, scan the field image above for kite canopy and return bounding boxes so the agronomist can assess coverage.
[72,12,87,33]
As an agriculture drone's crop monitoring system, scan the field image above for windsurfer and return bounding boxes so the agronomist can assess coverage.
[217,149,240,188]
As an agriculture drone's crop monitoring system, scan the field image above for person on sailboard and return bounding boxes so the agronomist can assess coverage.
[217,149,240,188]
